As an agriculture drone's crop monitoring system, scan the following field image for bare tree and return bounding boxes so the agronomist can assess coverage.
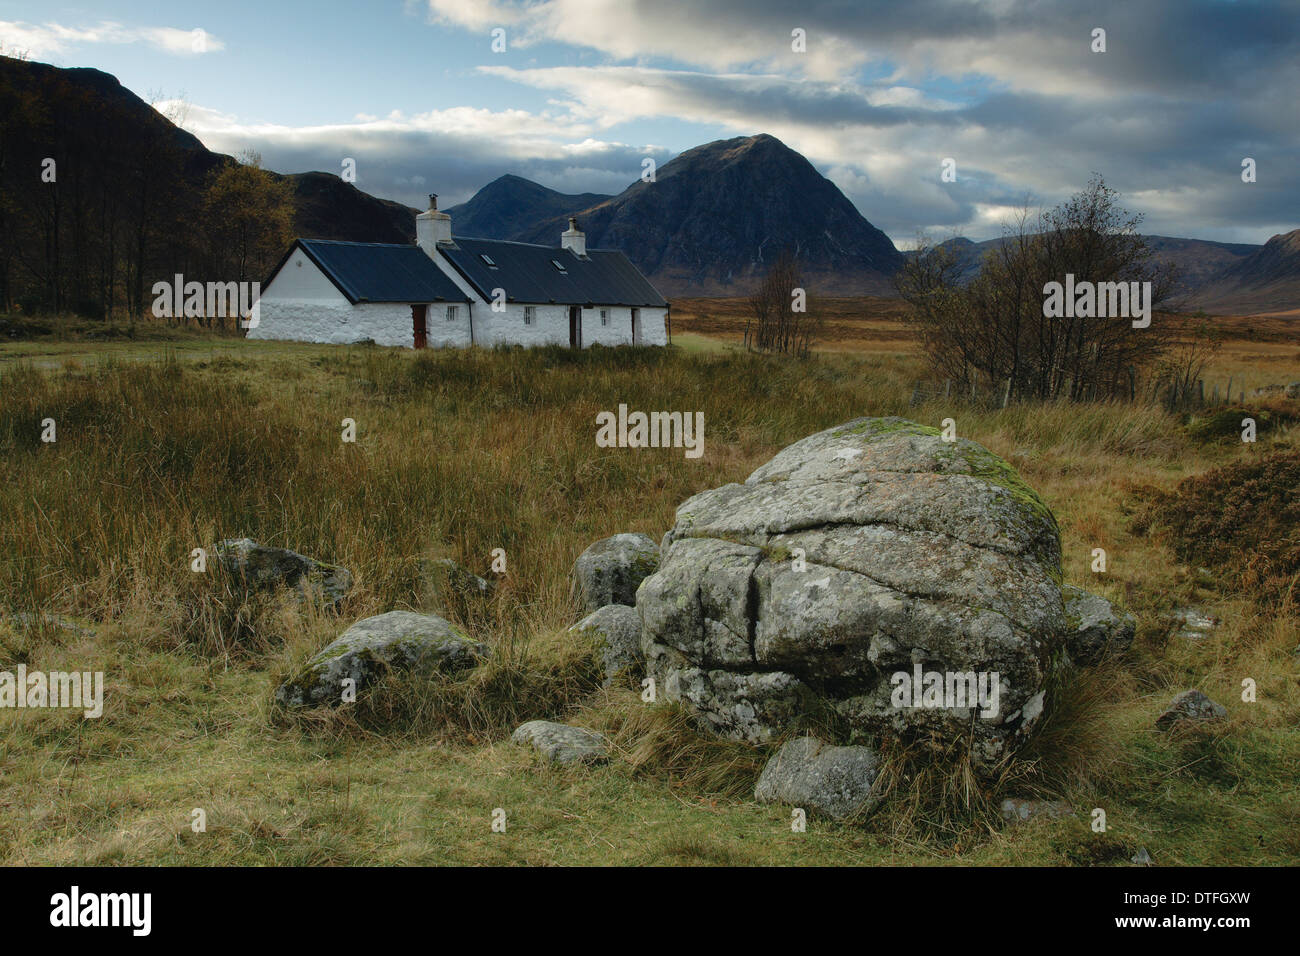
[895,176,1179,402]
[747,249,824,356]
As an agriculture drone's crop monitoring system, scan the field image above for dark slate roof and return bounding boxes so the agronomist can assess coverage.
[267,239,470,304]
[439,238,668,308]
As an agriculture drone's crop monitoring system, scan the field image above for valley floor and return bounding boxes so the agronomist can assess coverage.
[1,303,1298,865]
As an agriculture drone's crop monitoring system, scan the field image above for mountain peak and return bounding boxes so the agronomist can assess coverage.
[452,134,903,295]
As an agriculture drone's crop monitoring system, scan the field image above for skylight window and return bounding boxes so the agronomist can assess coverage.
[479,253,496,267]
[551,259,568,273]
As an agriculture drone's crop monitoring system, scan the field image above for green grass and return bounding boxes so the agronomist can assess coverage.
[0,332,1297,865]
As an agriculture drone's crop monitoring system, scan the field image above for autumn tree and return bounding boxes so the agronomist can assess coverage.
[201,151,294,323]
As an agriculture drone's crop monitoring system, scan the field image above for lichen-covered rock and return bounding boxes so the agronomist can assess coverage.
[754,737,881,821]
[276,611,486,708]
[638,417,1066,770]
[419,556,494,615]
[573,533,660,611]
[511,720,608,765]
[1155,689,1227,730]
[1170,607,1219,640]
[1286,382,1300,400]
[215,538,353,607]
[1062,585,1136,664]
[3,611,96,638]
[1000,798,1073,824]
[570,604,644,686]
[424,557,493,597]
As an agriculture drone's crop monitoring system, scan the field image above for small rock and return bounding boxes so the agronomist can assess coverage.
[420,557,494,613]
[511,720,608,765]
[1155,689,1227,730]
[3,611,96,638]
[572,533,660,611]
[569,604,644,686]
[754,737,881,821]
[1000,797,1073,824]
[1170,607,1218,639]
[1062,585,1136,664]
[276,610,486,708]
[1286,382,1300,400]
[425,557,493,596]
[215,538,353,607]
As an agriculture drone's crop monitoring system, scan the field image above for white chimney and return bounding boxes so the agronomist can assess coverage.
[416,193,452,255]
[561,216,586,257]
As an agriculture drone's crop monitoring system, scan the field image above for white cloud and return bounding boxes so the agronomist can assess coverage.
[0,20,224,59]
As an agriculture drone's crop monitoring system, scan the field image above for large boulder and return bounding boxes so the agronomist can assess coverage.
[276,610,486,708]
[754,737,881,821]
[1062,585,1136,664]
[214,538,353,607]
[572,533,660,611]
[638,417,1066,770]
[569,604,644,686]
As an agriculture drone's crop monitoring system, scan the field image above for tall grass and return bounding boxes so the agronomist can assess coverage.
[2,339,1297,863]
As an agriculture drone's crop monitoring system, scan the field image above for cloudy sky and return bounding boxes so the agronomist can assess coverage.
[3,0,1297,246]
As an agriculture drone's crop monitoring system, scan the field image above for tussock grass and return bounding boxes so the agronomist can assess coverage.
[1,327,1297,865]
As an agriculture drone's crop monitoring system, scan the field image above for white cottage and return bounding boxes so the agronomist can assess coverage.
[252,196,669,349]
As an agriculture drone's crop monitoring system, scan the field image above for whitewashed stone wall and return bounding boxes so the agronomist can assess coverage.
[252,300,426,347]
[477,304,571,347]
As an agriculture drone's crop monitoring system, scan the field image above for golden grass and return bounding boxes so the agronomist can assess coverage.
[0,304,1297,865]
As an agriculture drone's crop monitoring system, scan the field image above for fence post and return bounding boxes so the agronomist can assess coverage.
[1002,378,1012,408]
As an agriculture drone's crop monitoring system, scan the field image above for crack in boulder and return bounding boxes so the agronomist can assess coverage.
[639,417,1067,771]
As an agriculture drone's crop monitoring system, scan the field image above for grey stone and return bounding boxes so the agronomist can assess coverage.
[754,737,881,821]
[214,538,353,607]
[573,533,660,611]
[1062,585,1136,664]
[638,417,1065,770]
[419,557,494,614]
[424,557,493,597]
[570,604,643,685]
[1156,689,1227,730]
[1000,797,1073,824]
[276,610,486,708]
[3,611,96,638]
[1170,607,1219,639]
[1286,382,1300,400]
[511,720,608,765]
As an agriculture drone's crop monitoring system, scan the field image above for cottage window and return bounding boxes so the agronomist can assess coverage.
[524,306,536,325]
[599,309,609,326]
[447,305,458,322]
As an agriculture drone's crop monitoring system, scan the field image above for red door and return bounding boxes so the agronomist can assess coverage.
[411,304,428,349]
